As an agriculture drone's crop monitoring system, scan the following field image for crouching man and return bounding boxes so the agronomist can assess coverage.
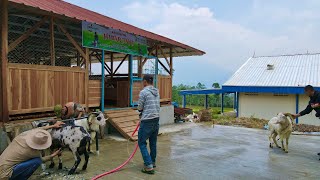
[0,122,64,180]
[54,102,85,120]
[138,75,160,175]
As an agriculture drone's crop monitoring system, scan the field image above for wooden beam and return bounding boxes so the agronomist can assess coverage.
[56,23,87,60]
[159,46,170,67]
[85,48,89,112]
[8,16,48,52]
[170,47,173,76]
[1,0,9,122]
[114,54,128,74]
[50,17,55,66]
[158,58,171,75]
[142,45,157,66]
[95,53,111,74]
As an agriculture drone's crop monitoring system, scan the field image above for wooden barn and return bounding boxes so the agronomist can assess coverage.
[0,0,205,123]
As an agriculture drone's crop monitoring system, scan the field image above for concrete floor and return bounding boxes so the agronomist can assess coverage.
[32,124,320,180]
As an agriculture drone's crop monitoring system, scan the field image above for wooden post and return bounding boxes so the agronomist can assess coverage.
[85,48,89,112]
[110,52,113,79]
[138,56,143,78]
[1,0,9,122]
[50,17,55,66]
[170,47,173,76]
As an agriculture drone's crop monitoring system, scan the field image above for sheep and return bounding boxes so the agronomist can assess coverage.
[37,122,91,175]
[75,111,107,154]
[268,112,294,153]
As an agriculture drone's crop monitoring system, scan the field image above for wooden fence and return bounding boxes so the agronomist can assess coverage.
[158,75,172,102]
[7,63,87,115]
[88,80,101,107]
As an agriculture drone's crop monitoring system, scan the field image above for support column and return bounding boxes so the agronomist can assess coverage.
[1,0,9,122]
[154,48,159,88]
[85,48,89,112]
[295,94,299,124]
[221,93,224,114]
[234,92,237,111]
[183,95,186,108]
[110,52,113,79]
[138,56,143,78]
[129,54,133,106]
[101,50,105,111]
[50,16,55,66]
[170,47,173,76]
[236,92,239,117]
[205,95,209,109]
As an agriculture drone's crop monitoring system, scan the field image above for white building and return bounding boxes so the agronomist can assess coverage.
[223,53,320,126]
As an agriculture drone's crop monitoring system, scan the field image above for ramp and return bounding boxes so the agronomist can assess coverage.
[105,109,140,141]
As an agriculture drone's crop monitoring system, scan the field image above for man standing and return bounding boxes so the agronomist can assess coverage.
[138,74,160,174]
[0,121,64,180]
[293,85,320,157]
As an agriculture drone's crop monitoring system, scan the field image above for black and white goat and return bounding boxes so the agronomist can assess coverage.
[75,111,107,155]
[37,122,91,175]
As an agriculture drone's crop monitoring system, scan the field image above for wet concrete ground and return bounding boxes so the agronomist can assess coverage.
[31,124,320,180]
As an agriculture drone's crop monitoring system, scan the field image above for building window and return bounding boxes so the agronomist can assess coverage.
[273,93,289,96]
[244,93,259,96]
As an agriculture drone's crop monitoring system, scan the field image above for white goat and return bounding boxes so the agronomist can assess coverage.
[268,112,294,153]
[75,111,107,155]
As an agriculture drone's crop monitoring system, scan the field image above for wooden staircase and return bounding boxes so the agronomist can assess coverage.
[105,109,140,141]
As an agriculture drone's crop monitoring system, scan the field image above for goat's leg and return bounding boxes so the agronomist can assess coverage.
[285,134,290,153]
[280,135,285,151]
[272,133,281,148]
[269,132,274,148]
[82,149,90,170]
[58,154,63,169]
[49,148,55,168]
[68,151,81,175]
[41,150,47,171]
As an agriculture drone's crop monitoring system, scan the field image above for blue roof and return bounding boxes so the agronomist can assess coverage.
[179,88,229,95]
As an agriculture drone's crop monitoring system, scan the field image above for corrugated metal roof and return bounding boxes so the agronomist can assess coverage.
[9,0,205,56]
[223,53,320,87]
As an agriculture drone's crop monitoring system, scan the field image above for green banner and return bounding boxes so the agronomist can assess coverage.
[82,21,148,56]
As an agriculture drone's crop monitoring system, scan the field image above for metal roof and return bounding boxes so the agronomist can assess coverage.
[223,53,320,87]
[9,0,205,57]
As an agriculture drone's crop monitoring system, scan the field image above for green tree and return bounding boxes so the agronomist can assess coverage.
[212,82,220,88]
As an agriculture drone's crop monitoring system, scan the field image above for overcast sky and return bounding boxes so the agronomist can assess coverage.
[66,0,320,87]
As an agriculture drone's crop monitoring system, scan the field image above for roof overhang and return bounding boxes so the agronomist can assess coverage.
[222,85,320,94]
[8,0,205,59]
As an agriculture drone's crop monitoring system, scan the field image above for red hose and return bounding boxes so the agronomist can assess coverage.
[91,123,140,180]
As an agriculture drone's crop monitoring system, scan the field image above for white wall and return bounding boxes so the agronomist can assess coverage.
[159,105,174,126]
[239,93,295,120]
[239,93,320,125]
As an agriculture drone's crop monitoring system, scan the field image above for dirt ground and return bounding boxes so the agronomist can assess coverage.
[213,116,320,132]
[30,123,320,180]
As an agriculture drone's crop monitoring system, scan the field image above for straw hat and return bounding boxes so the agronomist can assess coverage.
[25,129,52,150]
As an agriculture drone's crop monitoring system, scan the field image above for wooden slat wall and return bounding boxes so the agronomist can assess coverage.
[117,81,129,107]
[132,81,143,103]
[7,63,87,115]
[158,75,172,102]
[88,80,101,107]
